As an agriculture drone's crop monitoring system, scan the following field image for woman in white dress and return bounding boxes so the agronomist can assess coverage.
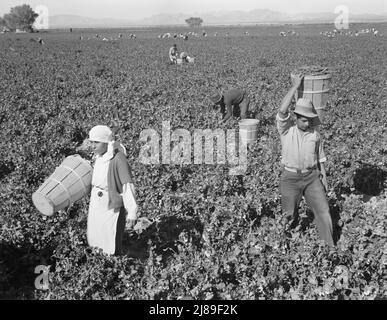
[87,125,138,255]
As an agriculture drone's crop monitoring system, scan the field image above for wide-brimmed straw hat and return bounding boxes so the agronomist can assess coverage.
[88,125,113,143]
[209,92,222,104]
[294,98,321,125]
[294,98,318,117]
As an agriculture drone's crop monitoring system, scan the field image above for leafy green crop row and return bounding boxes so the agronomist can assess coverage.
[0,24,386,299]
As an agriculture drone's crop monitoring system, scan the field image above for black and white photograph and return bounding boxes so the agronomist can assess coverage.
[0,0,386,306]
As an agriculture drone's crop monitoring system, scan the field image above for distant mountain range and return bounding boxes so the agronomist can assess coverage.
[48,9,387,29]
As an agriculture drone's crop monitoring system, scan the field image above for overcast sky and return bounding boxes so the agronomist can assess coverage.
[1,0,386,19]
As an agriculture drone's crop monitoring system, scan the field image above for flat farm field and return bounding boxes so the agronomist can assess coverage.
[0,23,386,299]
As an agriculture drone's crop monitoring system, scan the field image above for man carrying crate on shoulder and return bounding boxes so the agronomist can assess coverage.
[277,74,334,247]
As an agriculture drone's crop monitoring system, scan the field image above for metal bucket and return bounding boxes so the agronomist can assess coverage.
[239,119,259,145]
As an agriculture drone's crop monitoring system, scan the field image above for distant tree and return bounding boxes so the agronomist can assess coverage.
[185,17,203,27]
[2,4,38,32]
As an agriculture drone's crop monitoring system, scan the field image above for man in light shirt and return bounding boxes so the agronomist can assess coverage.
[277,74,334,246]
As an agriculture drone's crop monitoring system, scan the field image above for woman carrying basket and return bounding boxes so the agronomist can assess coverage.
[87,125,138,255]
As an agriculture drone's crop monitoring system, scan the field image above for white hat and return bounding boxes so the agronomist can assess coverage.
[88,125,113,143]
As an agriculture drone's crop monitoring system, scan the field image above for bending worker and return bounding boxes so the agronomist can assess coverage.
[276,74,334,247]
[209,88,250,122]
[180,51,192,63]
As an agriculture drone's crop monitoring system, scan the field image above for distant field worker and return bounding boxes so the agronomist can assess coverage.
[180,51,189,63]
[179,52,194,63]
[277,74,334,247]
[210,88,250,122]
[87,125,138,255]
[169,44,178,64]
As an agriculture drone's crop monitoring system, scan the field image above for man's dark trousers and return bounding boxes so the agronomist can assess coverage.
[280,168,334,246]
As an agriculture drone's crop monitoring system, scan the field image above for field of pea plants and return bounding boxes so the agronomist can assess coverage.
[0,23,386,300]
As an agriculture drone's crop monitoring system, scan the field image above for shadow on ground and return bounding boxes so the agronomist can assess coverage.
[122,215,204,261]
[352,164,387,196]
[0,243,54,299]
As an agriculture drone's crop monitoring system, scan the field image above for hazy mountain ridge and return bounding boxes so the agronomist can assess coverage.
[48,9,387,28]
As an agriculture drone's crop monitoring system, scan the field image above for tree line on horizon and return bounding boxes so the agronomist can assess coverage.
[0,4,38,32]
[0,5,204,31]
[185,17,203,27]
